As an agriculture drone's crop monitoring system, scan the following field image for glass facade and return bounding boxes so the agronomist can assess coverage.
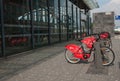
[3,0,32,55]
[0,0,90,57]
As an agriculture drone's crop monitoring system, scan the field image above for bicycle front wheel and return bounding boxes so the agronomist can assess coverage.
[65,49,80,64]
[100,47,115,66]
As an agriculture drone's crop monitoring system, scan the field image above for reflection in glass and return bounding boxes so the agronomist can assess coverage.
[68,1,73,40]
[32,0,48,47]
[3,0,31,55]
[60,0,67,41]
[81,21,86,33]
[1,0,88,56]
[73,5,77,39]
[81,12,87,34]
[49,0,59,43]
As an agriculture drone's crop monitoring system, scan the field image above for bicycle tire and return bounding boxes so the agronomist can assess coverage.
[65,49,80,64]
[100,46,115,66]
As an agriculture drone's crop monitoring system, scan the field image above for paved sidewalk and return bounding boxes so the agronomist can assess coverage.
[0,38,120,81]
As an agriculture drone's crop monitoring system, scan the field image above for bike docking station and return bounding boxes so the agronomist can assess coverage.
[65,32,115,74]
[87,40,108,75]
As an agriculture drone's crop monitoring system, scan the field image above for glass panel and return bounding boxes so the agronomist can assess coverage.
[81,11,87,34]
[49,0,59,43]
[78,8,81,38]
[73,5,77,39]
[60,0,67,41]
[68,1,73,40]
[0,13,1,56]
[81,21,86,33]
[3,0,31,55]
[32,0,48,47]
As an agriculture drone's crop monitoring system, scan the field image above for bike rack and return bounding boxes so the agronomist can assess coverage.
[92,40,107,74]
[94,41,103,68]
[87,40,108,74]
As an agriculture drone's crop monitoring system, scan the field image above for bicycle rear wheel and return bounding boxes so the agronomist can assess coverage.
[100,47,115,66]
[65,49,80,64]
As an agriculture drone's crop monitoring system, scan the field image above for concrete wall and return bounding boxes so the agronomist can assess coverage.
[93,12,115,36]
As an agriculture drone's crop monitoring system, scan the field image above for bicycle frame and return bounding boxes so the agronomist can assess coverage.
[65,36,96,60]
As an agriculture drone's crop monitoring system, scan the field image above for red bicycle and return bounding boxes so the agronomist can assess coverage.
[65,34,115,66]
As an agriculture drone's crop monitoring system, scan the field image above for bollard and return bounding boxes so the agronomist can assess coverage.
[87,40,108,74]
[94,41,103,68]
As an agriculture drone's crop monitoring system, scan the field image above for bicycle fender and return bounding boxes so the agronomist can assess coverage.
[65,44,83,54]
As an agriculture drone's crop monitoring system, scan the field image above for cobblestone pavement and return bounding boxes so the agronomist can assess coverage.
[0,37,120,81]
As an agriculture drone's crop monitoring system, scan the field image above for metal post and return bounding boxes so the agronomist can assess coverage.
[0,0,5,57]
[71,4,74,39]
[47,0,51,45]
[86,13,89,35]
[79,9,82,37]
[58,0,61,42]
[66,0,69,41]
[76,7,78,39]
[29,0,34,49]
[89,17,92,34]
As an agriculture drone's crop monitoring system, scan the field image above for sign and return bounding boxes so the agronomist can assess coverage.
[105,12,112,15]
[115,15,120,20]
